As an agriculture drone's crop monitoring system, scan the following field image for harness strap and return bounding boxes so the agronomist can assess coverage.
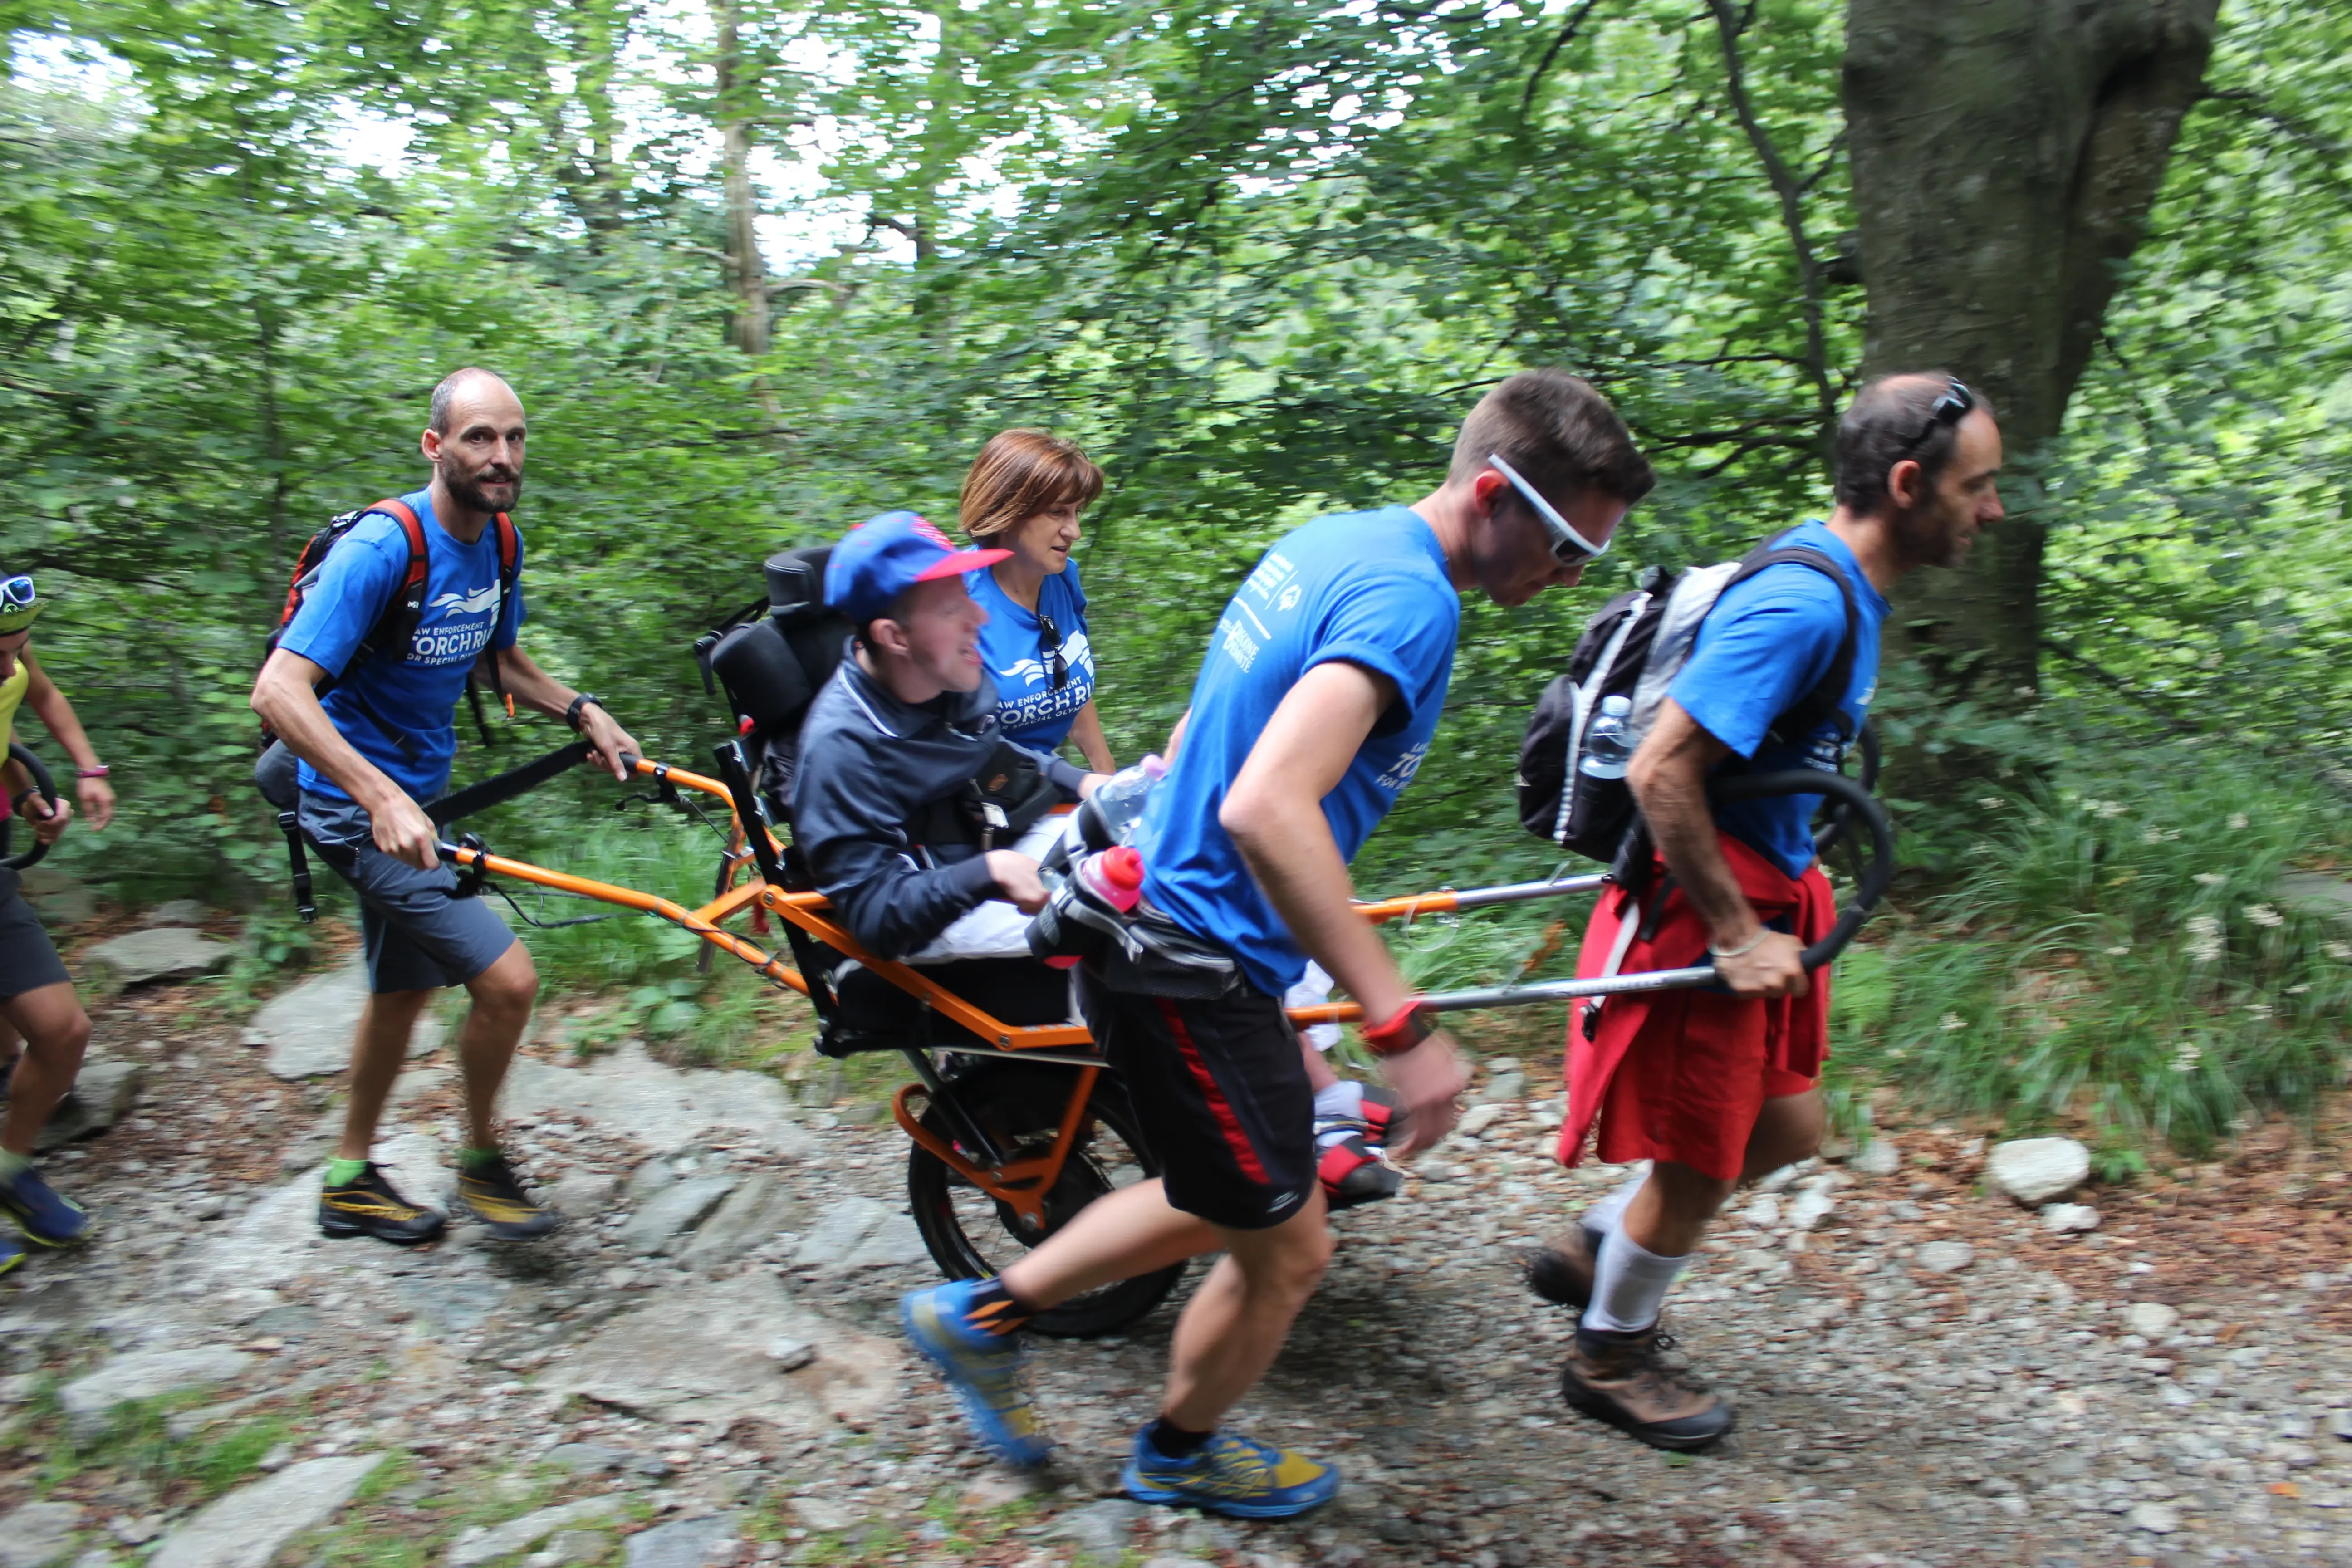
[427,740,591,827]
[276,809,317,923]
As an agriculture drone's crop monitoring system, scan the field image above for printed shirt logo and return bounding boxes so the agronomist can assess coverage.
[430,583,503,616]
[1375,739,1431,794]
[997,631,1096,730]
[408,577,503,667]
[1276,581,1303,613]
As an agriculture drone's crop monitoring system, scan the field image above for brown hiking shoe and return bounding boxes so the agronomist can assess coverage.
[1560,1325,1734,1451]
[1524,1224,1599,1309]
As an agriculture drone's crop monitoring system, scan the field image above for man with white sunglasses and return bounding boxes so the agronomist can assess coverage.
[901,368,1653,1516]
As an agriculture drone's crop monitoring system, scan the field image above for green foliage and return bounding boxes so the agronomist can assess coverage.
[1835,753,2352,1154]
[4,0,2349,1158]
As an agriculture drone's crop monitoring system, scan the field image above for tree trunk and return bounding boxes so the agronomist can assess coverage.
[713,0,770,357]
[1843,0,2220,722]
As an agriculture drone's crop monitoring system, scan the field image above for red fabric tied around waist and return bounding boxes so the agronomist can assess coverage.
[1555,835,1835,1182]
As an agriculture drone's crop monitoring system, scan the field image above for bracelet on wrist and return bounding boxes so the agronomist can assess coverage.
[1708,931,1769,960]
[76,765,108,779]
[564,693,602,733]
[1360,1002,1435,1058]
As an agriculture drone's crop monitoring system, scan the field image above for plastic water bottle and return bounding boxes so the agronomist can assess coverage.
[1082,754,1166,848]
[1580,695,1634,779]
[1029,845,1145,966]
[1074,844,1145,913]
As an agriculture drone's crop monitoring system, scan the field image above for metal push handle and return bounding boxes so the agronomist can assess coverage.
[0,743,59,872]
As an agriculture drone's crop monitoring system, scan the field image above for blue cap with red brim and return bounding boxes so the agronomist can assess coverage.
[824,511,1011,623]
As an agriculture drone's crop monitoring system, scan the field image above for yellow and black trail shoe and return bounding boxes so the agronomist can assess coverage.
[453,1154,559,1242]
[319,1162,448,1245]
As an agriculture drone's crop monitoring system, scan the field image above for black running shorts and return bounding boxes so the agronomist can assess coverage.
[1082,971,1316,1231]
[0,883,69,1002]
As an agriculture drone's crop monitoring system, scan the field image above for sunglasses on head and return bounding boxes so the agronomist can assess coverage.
[1896,379,1976,456]
[0,577,32,610]
[1488,454,1611,567]
[1036,612,1069,691]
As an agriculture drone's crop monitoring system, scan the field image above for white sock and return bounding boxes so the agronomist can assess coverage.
[1579,1165,1649,1238]
[1583,1225,1689,1334]
[1313,1081,1365,1149]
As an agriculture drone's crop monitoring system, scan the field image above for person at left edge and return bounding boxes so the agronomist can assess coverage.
[0,578,102,1278]
[250,368,642,1247]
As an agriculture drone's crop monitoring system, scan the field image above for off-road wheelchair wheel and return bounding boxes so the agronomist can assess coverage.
[906,1058,1185,1338]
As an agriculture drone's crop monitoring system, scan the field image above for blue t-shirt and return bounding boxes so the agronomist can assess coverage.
[967,559,1096,753]
[1668,519,1887,879]
[1137,506,1460,996]
[279,488,526,804]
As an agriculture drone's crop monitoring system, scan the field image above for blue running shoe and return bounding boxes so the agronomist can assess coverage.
[0,1229,21,1278]
[901,1280,1052,1466]
[1121,1425,1341,1518]
[0,1163,89,1246]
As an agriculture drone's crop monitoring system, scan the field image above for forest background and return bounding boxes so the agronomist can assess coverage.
[2,0,2348,1168]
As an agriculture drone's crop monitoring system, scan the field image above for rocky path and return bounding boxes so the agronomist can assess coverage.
[3,960,2351,1568]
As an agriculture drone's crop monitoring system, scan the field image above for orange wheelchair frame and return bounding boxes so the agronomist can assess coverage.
[433,738,1891,1334]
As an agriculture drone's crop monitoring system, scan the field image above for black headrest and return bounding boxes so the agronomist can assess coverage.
[765,546,832,615]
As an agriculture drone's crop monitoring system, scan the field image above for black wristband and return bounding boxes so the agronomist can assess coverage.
[565,693,601,732]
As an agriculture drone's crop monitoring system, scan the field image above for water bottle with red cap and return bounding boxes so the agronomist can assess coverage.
[1027,844,1146,966]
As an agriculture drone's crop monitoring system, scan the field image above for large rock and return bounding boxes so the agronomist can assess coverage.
[1987,1137,2091,1207]
[617,1175,738,1256]
[677,1174,801,1270]
[255,965,442,1079]
[625,1515,744,1568]
[60,1347,255,1436]
[1851,1138,1903,1177]
[789,1196,927,1272]
[2278,870,2352,929]
[548,1273,898,1429]
[446,1497,623,1568]
[0,1501,83,1568]
[81,928,232,988]
[146,899,208,927]
[35,1058,142,1152]
[500,1042,814,1158]
[19,868,95,926]
[147,1454,382,1568]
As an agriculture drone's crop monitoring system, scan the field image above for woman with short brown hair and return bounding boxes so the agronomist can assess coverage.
[960,429,1116,774]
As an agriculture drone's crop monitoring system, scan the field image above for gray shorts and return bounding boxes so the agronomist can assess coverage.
[0,877,70,1001]
[298,793,517,995]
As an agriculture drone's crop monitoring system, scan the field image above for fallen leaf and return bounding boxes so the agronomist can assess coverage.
[2270,1481,2300,1498]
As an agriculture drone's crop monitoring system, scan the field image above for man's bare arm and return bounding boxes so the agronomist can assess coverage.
[1220,662,1466,1152]
[250,649,441,870]
[485,645,642,781]
[1626,698,1806,998]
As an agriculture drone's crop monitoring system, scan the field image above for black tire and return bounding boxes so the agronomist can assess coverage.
[0,743,57,872]
[906,1058,1186,1338]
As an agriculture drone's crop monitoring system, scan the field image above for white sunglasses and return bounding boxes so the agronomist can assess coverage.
[1489,453,1611,565]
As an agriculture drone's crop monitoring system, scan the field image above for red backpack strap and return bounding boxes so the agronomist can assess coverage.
[373,498,429,595]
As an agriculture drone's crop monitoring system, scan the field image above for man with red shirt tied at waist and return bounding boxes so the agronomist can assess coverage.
[1528,373,2005,1450]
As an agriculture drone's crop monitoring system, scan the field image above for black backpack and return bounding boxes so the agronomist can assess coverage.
[1518,535,1860,865]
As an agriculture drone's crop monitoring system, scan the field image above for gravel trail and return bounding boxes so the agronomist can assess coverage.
[3,971,2348,1568]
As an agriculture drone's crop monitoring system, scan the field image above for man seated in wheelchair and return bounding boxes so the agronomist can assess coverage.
[789,511,1105,1048]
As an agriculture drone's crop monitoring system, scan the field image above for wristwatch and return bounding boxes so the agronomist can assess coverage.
[565,693,602,733]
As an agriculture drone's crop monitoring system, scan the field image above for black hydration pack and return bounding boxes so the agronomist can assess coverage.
[1518,535,1860,867]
